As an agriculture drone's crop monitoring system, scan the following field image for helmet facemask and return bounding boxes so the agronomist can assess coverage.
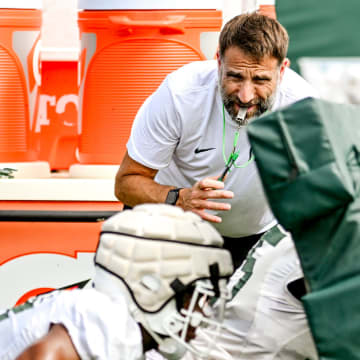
[157,277,232,360]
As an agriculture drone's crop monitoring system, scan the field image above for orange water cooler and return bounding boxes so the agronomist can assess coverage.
[0,1,42,162]
[77,0,223,165]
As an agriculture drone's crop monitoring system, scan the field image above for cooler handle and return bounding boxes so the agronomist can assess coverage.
[108,15,186,34]
[33,39,42,86]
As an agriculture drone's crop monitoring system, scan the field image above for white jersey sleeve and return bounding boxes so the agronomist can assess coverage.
[0,289,143,360]
[50,289,143,360]
[180,227,318,360]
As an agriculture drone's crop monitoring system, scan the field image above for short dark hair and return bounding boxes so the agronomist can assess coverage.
[219,12,289,64]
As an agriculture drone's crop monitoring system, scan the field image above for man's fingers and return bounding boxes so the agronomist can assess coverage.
[192,209,223,223]
[190,199,231,211]
[196,177,226,191]
[179,177,234,219]
[198,189,234,200]
[194,180,234,199]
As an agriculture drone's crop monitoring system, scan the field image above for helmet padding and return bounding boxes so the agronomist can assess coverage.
[94,204,233,313]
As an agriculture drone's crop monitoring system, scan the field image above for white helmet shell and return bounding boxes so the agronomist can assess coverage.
[95,204,233,313]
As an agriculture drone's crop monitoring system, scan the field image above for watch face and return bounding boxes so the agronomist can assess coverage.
[166,189,179,205]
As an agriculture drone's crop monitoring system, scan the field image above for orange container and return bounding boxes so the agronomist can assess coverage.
[0,200,123,308]
[78,5,222,164]
[0,7,41,162]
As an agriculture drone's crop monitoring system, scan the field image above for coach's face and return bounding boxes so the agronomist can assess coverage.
[218,46,287,125]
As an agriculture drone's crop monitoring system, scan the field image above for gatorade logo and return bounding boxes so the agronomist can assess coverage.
[34,94,79,133]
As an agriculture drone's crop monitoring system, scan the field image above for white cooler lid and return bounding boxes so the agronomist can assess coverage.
[78,0,222,10]
[0,0,42,8]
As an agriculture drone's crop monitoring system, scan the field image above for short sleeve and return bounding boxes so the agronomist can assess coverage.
[127,77,181,169]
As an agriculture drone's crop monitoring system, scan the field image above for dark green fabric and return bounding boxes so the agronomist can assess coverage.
[247,97,360,360]
[303,275,360,360]
[247,97,358,231]
[276,0,360,74]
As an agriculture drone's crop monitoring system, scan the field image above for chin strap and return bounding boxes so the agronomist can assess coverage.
[209,263,220,298]
[170,278,187,312]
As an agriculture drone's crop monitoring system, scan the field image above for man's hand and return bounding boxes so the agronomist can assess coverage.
[178,176,234,223]
[116,153,234,223]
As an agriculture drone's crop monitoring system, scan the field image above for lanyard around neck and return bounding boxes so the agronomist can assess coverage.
[222,104,255,170]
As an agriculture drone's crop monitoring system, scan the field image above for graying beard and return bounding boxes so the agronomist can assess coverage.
[219,77,278,126]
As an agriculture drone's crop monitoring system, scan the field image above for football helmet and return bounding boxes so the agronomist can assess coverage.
[93,204,233,359]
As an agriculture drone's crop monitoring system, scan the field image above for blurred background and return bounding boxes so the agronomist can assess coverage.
[1,0,358,176]
[276,0,360,104]
[0,0,359,309]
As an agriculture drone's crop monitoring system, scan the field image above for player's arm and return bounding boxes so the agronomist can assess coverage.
[16,324,80,360]
[115,152,233,223]
[115,151,171,206]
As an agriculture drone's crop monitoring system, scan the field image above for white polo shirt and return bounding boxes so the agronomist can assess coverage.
[128,60,317,237]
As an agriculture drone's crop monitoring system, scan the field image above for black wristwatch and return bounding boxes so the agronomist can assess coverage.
[165,188,183,205]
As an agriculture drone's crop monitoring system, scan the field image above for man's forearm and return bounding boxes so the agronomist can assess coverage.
[114,153,233,222]
[115,152,174,207]
[115,174,174,207]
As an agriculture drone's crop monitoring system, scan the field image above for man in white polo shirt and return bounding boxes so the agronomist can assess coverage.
[115,12,317,268]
